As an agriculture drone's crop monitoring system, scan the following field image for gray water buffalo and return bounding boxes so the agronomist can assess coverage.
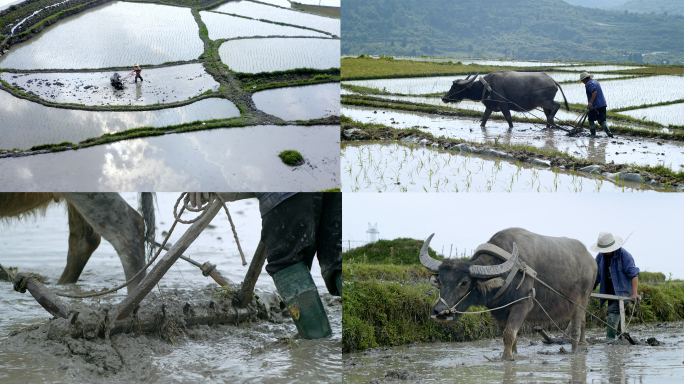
[0,193,153,294]
[421,228,596,360]
[441,71,569,129]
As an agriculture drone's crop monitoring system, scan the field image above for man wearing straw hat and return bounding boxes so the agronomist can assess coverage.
[133,63,143,83]
[591,231,641,339]
[580,72,612,138]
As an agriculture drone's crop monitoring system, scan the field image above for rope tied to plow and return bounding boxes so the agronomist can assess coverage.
[13,273,40,294]
[54,193,246,298]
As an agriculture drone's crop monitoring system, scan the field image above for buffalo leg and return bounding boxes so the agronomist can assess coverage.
[57,204,101,284]
[481,108,493,128]
[501,302,532,360]
[500,106,514,129]
[61,193,147,294]
[538,100,561,126]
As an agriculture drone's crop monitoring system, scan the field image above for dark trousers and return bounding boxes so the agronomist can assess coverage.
[262,192,342,296]
[135,74,143,82]
[588,106,607,123]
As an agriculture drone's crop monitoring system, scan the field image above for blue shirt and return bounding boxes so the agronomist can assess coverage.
[585,79,607,108]
[593,247,639,307]
[255,193,296,217]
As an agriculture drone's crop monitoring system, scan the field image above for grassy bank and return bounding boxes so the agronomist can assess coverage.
[290,2,339,18]
[341,56,684,81]
[343,238,684,353]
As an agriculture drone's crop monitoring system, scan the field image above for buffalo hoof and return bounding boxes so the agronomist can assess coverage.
[501,352,515,361]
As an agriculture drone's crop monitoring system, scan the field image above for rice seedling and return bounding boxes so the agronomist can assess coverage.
[199,11,328,40]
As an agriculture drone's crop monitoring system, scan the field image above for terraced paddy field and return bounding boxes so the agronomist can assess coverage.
[219,37,339,73]
[620,103,684,127]
[1,63,219,106]
[0,2,203,69]
[253,82,339,120]
[200,10,328,40]
[213,0,339,36]
[0,91,240,150]
[0,125,339,190]
[341,141,664,193]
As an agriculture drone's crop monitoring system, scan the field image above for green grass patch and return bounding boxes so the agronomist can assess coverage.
[278,150,303,166]
[319,188,341,192]
[290,2,340,18]
[343,237,443,266]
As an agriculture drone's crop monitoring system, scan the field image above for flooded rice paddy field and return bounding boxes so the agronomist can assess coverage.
[257,0,292,7]
[200,10,328,40]
[343,323,684,383]
[253,83,340,120]
[219,38,339,73]
[295,0,340,6]
[343,106,684,168]
[619,103,684,127]
[343,73,629,96]
[213,1,340,36]
[0,92,240,150]
[0,2,203,70]
[555,75,684,109]
[341,141,662,193]
[0,194,341,383]
[0,125,340,191]
[558,64,645,72]
[1,64,219,106]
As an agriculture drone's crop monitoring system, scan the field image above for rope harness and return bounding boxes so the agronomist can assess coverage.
[53,192,245,298]
[433,254,638,342]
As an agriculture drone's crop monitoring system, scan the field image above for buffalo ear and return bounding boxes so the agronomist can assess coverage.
[476,277,504,293]
[429,274,440,288]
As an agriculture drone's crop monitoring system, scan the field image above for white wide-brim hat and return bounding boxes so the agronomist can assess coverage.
[133,63,139,68]
[589,231,623,253]
[578,72,594,82]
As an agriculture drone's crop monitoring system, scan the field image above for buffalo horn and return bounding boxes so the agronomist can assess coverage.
[419,233,442,272]
[469,242,519,278]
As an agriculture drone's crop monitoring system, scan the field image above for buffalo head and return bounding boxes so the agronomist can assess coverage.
[420,233,518,322]
[441,72,479,103]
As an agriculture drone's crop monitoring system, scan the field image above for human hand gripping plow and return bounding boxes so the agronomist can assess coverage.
[8,192,267,321]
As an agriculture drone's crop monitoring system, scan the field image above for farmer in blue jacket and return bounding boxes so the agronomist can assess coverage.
[591,231,641,339]
[580,72,613,138]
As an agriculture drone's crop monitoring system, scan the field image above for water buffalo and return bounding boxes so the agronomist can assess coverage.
[441,71,569,129]
[420,228,596,360]
[0,193,153,294]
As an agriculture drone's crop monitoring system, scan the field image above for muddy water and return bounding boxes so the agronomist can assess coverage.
[0,91,240,150]
[0,125,340,191]
[0,2,203,70]
[343,106,684,168]
[341,141,666,193]
[0,193,341,383]
[200,11,328,40]
[213,1,340,36]
[343,323,684,383]
[555,76,684,109]
[1,64,219,106]
[219,38,339,73]
[253,83,340,120]
[343,73,628,96]
[620,103,684,127]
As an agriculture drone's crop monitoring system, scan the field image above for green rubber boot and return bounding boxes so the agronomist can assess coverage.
[600,121,613,137]
[606,313,621,340]
[588,121,597,136]
[273,262,332,339]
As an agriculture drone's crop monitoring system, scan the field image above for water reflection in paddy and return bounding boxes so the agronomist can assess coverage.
[200,11,328,40]
[342,141,664,193]
[253,83,340,120]
[213,1,339,36]
[0,125,340,191]
[1,63,219,106]
[619,103,684,127]
[0,2,203,69]
[0,91,240,150]
[343,106,684,168]
[219,38,339,73]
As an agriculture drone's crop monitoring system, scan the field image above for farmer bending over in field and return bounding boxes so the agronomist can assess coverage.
[580,72,612,137]
[133,63,143,83]
[591,231,641,340]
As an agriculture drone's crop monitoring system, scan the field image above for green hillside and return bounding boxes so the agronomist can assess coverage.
[341,0,684,64]
[613,0,684,16]
[562,0,627,8]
